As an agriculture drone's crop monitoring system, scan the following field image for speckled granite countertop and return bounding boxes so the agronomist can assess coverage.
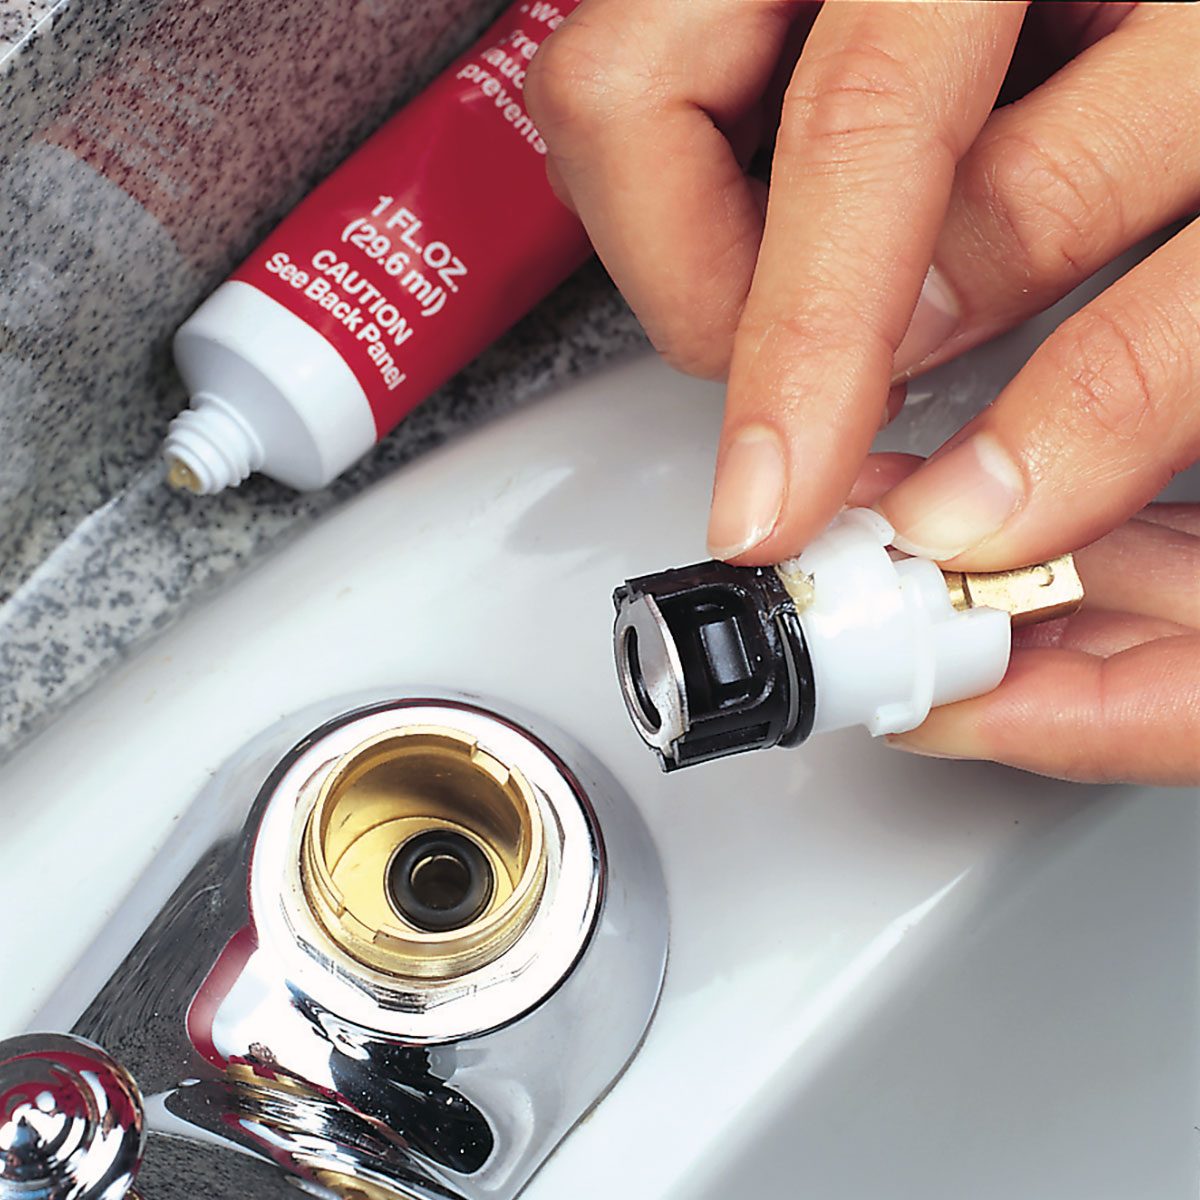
[0,0,647,760]
[0,0,56,59]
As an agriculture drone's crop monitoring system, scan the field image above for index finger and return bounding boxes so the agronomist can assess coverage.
[709,0,1025,562]
[526,0,806,380]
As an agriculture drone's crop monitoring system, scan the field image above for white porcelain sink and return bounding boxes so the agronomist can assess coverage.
[1,338,1196,1197]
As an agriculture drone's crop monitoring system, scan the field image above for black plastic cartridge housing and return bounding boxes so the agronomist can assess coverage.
[613,561,816,772]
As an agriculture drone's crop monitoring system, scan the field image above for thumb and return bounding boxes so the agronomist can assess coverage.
[875,220,1200,569]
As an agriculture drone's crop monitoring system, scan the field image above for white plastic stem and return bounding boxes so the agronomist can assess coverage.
[787,509,1011,737]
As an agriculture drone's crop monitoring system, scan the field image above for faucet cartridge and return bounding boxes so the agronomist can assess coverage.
[613,508,1083,772]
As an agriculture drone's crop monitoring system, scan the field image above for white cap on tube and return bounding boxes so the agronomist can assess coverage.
[164,281,377,495]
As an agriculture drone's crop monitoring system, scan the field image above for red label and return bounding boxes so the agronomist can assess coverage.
[230,0,590,439]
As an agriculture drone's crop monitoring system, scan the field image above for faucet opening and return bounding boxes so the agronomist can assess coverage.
[388,829,495,932]
[253,700,613,1040]
[300,726,547,980]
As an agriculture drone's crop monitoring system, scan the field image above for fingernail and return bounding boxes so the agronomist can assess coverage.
[707,424,786,560]
[878,432,1024,561]
[884,735,967,761]
[893,265,960,379]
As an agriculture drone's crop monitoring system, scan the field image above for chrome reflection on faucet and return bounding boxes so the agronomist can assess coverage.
[0,1033,144,1200]
[23,698,667,1200]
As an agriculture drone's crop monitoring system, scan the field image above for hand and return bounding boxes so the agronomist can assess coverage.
[849,457,1200,786]
[526,1,1200,784]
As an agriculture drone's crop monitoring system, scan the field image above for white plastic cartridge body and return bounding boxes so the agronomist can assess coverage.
[787,508,1012,737]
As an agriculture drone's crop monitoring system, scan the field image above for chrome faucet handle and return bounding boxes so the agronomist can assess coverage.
[0,1033,144,1200]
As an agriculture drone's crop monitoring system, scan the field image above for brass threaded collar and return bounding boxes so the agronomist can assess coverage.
[299,725,547,981]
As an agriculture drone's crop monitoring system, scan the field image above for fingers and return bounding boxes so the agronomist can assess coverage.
[879,382,907,430]
[1138,503,1200,539]
[876,218,1200,569]
[1072,517,1200,627]
[895,3,1200,379]
[889,508,1200,785]
[707,0,1025,562]
[851,462,1199,628]
[526,0,804,379]
[1046,3,1138,53]
[845,451,922,507]
[1013,610,1192,658]
[887,637,1200,785]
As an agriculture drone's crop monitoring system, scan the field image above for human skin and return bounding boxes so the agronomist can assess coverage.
[525,0,1200,784]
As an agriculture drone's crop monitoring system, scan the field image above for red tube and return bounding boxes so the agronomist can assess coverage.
[164,0,590,493]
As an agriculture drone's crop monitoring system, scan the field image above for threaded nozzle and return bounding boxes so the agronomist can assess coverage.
[162,394,263,495]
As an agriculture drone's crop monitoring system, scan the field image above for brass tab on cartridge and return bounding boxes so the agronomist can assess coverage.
[942,554,1084,628]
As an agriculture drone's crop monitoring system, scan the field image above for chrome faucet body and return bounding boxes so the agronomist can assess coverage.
[1,696,668,1200]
